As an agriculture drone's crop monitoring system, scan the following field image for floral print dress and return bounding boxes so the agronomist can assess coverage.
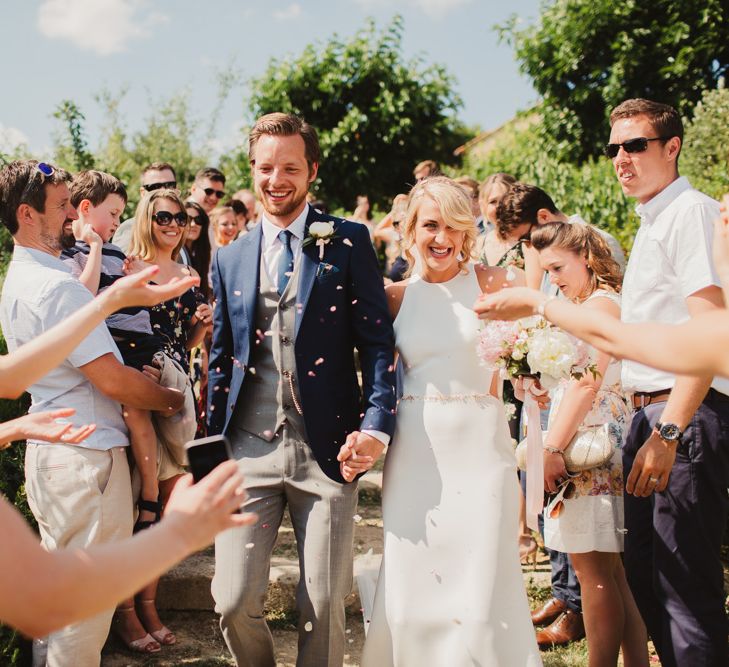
[543,290,631,553]
[149,287,204,375]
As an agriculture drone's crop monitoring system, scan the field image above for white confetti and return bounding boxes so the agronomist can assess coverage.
[343,238,353,246]
[245,542,255,549]
[234,290,242,296]
[304,621,313,632]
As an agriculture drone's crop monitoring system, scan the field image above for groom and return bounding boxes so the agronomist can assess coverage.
[208,112,396,666]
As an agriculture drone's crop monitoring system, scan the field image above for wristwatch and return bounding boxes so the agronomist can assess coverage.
[654,421,682,443]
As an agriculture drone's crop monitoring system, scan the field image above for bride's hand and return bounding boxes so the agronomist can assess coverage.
[337,431,380,482]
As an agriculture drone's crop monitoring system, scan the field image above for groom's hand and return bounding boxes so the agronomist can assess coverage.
[337,431,383,482]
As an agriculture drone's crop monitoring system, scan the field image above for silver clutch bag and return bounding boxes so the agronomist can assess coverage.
[516,422,620,473]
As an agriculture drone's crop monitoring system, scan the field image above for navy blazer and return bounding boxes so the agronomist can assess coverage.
[207,206,397,483]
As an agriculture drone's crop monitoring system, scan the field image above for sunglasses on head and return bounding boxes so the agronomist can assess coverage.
[204,187,225,199]
[143,181,177,192]
[603,136,669,159]
[152,211,188,227]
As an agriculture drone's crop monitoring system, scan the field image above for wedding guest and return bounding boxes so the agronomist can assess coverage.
[454,175,482,226]
[183,200,212,299]
[113,162,178,254]
[479,198,729,380]
[527,222,648,664]
[478,99,729,667]
[498,182,626,274]
[0,160,184,666]
[479,174,542,288]
[413,159,439,182]
[210,205,238,247]
[478,172,516,239]
[121,188,212,650]
[351,194,376,238]
[225,198,249,236]
[232,188,258,228]
[373,194,409,283]
[189,167,226,215]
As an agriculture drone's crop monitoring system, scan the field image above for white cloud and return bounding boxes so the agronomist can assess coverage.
[354,0,471,19]
[0,124,29,154]
[37,0,168,56]
[273,3,302,21]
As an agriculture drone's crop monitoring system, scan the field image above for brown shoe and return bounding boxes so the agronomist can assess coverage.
[536,610,585,649]
[531,597,567,626]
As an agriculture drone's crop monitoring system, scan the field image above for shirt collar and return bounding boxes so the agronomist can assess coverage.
[12,244,71,272]
[261,204,310,247]
[635,176,691,225]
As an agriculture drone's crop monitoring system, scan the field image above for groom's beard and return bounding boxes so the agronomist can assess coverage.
[258,188,309,219]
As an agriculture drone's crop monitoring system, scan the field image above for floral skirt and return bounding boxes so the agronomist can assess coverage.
[543,386,630,553]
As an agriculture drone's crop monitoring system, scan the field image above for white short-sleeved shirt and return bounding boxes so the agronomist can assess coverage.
[0,245,129,449]
[620,177,728,395]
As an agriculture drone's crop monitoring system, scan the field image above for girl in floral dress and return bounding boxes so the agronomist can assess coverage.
[530,222,648,667]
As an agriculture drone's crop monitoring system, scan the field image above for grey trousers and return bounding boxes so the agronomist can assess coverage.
[212,425,358,667]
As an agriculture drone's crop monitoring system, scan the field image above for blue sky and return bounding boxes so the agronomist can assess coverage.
[0,0,540,158]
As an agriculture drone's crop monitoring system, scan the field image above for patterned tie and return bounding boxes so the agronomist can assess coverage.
[277,230,294,295]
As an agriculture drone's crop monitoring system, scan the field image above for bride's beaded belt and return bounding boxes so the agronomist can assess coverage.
[400,393,496,403]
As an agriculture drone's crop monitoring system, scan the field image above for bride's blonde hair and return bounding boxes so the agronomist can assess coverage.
[401,176,478,277]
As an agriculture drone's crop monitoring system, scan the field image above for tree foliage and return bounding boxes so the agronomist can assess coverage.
[246,16,470,210]
[53,100,96,171]
[682,85,729,200]
[500,0,729,162]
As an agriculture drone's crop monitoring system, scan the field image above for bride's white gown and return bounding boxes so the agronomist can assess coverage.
[362,269,542,666]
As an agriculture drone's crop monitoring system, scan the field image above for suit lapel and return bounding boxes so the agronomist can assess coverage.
[236,223,263,333]
[295,207,322,340]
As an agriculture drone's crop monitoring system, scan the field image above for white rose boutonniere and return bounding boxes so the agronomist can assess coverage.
[303,221,339,259]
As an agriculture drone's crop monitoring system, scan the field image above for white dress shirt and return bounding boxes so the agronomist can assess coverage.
[0,246,128,449]
[620,176,727,395]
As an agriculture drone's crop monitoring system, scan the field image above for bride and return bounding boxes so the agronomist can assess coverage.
[360,177,542,666]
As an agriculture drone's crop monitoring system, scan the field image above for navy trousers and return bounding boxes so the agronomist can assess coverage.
[623,389,729,667]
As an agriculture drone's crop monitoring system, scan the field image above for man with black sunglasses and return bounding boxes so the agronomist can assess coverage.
[189,166,226,215]
[608,98,729,667]
[112,162,178,254]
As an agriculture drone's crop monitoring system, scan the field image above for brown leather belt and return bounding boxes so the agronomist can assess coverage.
[631,390,671,409]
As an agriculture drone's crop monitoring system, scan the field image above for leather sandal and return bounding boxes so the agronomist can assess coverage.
[136,598,177,646]
[113,606,161,654]
[134,496,162,533]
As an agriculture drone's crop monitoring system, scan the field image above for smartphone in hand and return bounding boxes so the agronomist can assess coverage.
[185,434,234,483]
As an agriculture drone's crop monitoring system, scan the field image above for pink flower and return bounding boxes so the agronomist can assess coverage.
[477,320,520,368]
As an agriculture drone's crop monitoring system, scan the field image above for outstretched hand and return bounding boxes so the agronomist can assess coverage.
[102,266,199,312]
[1,408,96,448]
[337,431,384,482]
[473,287,544,322]
[163,461,258,553]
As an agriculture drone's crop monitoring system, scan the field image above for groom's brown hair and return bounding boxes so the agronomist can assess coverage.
[248,113,321,172]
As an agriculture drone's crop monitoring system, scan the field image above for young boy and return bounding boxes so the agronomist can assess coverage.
[62,170,183,532]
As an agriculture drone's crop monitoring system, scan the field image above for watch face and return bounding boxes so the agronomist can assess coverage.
[659,423,681,441]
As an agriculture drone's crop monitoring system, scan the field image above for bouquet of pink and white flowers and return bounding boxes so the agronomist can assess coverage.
[477,316,598,388]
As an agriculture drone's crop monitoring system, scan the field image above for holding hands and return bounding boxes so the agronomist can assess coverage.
[337,431,385,482]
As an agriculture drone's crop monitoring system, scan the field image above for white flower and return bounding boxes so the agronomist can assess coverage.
[526,328,577,381]
[308,221,335,239]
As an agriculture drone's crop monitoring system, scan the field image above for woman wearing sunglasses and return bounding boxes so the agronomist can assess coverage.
[182,200,212,300]
[525,222,648,666]
[122,189,213,648]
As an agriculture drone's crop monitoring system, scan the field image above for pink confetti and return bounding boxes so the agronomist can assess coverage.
[343,238,353,246]
[315,357,324,365]
[330,306,336,312]
[234,290,242,296]
[308,371,316,377]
